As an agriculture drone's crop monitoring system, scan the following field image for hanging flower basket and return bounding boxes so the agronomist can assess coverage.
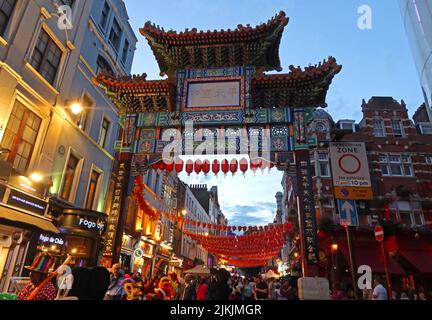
[421,199,432,210]
[396,185,412,198]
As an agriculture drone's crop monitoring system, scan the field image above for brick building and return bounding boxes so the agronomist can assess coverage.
[285,97,432,296]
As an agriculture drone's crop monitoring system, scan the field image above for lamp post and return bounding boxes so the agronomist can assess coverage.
[180,209,187,263]
[331,243,339,288]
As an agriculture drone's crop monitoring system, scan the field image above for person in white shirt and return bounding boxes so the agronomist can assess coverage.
[372,277,388,300]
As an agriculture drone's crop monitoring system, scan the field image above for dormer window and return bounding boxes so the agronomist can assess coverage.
[392,119,405,137]
[373,118,386,137]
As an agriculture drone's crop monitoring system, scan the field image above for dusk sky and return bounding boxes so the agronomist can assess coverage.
[124,0,423,226]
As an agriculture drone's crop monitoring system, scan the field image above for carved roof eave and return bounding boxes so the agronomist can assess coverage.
[253,57,342,90]
[139,11,289,75]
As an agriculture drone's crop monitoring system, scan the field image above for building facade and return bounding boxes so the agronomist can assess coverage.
[285,97,432,294]
[0,0,136,292]
[399,0,432,115]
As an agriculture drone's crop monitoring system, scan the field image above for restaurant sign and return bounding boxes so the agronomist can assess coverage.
[296,151,319,265]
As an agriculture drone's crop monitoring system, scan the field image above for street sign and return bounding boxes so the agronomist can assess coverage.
[330,142,373,200]
[334,186,373,200]
[375,225,385,242]
[337,199,359,227]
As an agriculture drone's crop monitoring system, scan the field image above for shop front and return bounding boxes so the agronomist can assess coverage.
[120,234,134,274]
[50,206,107,268]
[0,174,58,293]
[153,245,172,276]
[132,238,155,279]
[169,255,183,276]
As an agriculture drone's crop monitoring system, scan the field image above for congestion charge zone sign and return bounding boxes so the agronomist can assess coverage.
[330,142,373,200]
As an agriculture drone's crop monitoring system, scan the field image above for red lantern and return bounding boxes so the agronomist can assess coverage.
[230,159,238,176]
[250,159,261,175]
[202,160,211,175]
[239,158,248,176]
[212,160,220,176]
[232,226,237,232]
[185,160,194,176]
[164,160,174,172]
[158,161,166,171]
[175,158,184,173]
[194,160,202,175]
[243,226,247,232]
[221,160,229,176]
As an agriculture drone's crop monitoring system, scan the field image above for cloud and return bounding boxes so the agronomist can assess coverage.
[220,202,276,227]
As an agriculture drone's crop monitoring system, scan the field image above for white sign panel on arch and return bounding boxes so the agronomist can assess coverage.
[329,142,372,188]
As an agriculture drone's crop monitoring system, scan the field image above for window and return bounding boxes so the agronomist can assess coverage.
[85,169,101,210]
[109,18,121,51]
[373,118,386,137]
[392,119,404,137]
[98,117,110,148]
[426,156,432,164]
[419,123,432,135]
[76,94,92,130]
[0,0,16,37]
[379,154,413,177]
[96,55,114,75]
[60,0,75,7]
[99,2,110,31]
[60,153,80,201]
[0,100,41,173]
[30,29,62,85]
[318,153,330,177]
[122,39,129,64]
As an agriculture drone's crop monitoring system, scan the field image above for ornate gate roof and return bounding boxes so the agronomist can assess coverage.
[140,11,289,75]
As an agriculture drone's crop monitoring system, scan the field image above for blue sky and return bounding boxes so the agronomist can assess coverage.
[124,0,424,225]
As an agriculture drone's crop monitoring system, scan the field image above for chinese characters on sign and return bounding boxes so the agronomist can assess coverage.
[296,151,319,265]
[102,161,128,259]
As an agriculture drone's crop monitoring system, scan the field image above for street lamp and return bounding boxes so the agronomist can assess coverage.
[70,102,83,115]
[331,244,339,253]
[331,243,339,288]
[29,172,44,183]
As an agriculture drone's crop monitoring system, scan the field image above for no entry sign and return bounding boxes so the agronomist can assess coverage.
[375,225,385,242]
[330,142,373,200]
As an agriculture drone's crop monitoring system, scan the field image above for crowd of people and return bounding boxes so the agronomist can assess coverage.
[330,277,430,300]
[13,253,431,301]
[103,263,299,301]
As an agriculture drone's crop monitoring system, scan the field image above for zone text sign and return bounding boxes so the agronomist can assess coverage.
[330,142,373,199]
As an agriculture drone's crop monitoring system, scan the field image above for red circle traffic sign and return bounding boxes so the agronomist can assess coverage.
[375,225,385,242]
[338,154,362,175]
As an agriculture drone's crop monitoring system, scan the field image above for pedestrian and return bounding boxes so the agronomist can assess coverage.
[391,291,399,300]
[400,292,409,300]
[104,263,126,300]
[280,280,297,300]
[331,283,345,300]
[243,279,254,301]
[210,269,231,300]
[196,278,208,301]
[255,276,269,300]
[181,274,196,300]
[372,277,388,300]
[419,292,427,300]
[17,253,57,300]
[406,284,416,300]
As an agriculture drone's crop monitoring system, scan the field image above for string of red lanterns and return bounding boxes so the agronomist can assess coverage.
[133,175,291,266]
[149,158,275,176]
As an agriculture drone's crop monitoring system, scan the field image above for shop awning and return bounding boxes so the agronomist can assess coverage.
[354,246,406,275]
[399,250,432,274]
[0,205,59,234]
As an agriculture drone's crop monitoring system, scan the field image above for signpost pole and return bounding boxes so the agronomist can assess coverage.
[380,241,393,299]
[345,225,360,300]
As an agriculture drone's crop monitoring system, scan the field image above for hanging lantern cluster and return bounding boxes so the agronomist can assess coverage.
[149,158,275,177]
[182,223,292,266]
[132,176,162,221]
